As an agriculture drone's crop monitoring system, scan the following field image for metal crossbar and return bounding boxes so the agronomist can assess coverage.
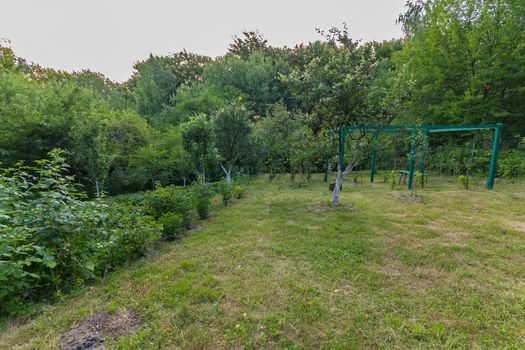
[326,123,504,190]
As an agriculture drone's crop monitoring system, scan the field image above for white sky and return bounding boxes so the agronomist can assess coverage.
[1,0,407,82]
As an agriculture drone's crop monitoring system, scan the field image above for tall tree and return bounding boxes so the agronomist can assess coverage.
[228,30,269,59]
[212,103,255,182]
[181,114,218,182]
[283,27,385,205]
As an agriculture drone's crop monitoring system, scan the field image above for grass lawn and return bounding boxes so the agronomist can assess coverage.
[1,174,525,349]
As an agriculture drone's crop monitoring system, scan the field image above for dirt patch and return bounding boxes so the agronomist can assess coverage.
[374,254,448,291]
[391,192,424,203]
[59,309,142,350]
[508,221,525,233]
[307,201,354,213]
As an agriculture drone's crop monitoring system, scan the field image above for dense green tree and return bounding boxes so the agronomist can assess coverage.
[203,52,278,115]
[168,83,241,124]
[129,126,189,189]
[228,30,269,59]
[70,110,117,196]
[254,103,298,175]
[282,27,385,205]
[395,0,525,134]
[181,114,218,182]
[132,51,211,121]
[212,103,257,182]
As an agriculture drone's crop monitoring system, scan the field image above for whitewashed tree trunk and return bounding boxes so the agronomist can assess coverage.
[330,137,363,207]
[220,163,233,183]
[95,179,100,198]
[332,170,344,206]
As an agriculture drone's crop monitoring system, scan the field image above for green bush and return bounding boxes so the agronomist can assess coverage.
[458,175,469,189]
[190,182,214,220]
[218,181,233,206]
[95,204,161,272]
[159,212,185,238]
[0,150,162,315]
[144,185,195,228]
[0,150,108,314]
[233,184,245,199]
[389,170,397,190]
[498,150,525,178]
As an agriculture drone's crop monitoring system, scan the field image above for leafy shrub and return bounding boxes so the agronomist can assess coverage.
[190,182,214,219]
[0,150,162,315]
[389,170,397,190]
[498,150,525,178]
[95,204,161,272]
[0,150,108,314]
[458,175,469,189]
[159,212,185,238]
[144,185,195,228]
[218,181,233,206]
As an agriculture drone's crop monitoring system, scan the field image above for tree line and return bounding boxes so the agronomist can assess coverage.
[1,0,524,197]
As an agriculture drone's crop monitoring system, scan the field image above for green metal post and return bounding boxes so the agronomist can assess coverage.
[487,124,502,190]
[370,130,379,183]
[419,131,427,188]
[407,128,417,190]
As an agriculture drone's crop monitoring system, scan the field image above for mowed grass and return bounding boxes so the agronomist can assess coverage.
[2,174,525,349]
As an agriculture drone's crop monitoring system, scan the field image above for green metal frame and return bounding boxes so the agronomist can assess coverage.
[325,123,504,190]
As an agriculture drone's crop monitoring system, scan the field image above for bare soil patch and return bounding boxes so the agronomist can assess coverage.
[59,309,142,350]
[307,201,354,213]
[391,192,424,202]
[508,221,525,233]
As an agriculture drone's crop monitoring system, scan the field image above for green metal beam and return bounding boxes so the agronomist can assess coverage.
[341,124,502,133]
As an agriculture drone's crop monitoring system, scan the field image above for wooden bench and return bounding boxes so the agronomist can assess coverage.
[398,170,430,185]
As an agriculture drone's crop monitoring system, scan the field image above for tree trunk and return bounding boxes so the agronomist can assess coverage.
[332,170,343,206]
[95,179,100,198]
[330,135,363,207]
[220,163,232,183]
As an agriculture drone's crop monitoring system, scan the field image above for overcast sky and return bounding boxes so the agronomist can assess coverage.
[1,0,407,82]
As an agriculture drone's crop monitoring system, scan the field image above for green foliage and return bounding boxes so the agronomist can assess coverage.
[389,170,397,190]
[212,102,258,180]
[129,126,190,190]
[170,83,241,124]
[0,150,106,312]
[0,150,163,314]
[498,150,525,178]
[191,182,214,220]
[204,52,279,115]
[458,175,469,189]
[234,185,246,199]
[159,212,185,238]
[144,185,197,238]
[181,114,218,182]
[218,181,234,206]
[133,52,211,121]
[96,204,161,272]
[395,0,525,136]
